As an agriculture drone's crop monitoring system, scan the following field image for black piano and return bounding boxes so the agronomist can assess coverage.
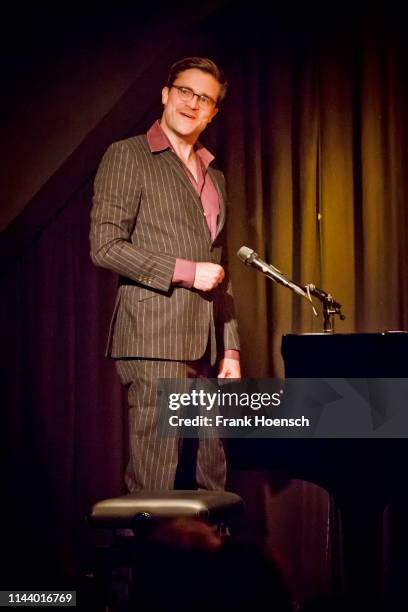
[228,332,408,609]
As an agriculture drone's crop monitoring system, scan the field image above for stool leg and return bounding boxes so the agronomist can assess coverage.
[93,546,114,612]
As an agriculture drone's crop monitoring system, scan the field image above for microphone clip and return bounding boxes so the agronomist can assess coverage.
[304,284,346,333]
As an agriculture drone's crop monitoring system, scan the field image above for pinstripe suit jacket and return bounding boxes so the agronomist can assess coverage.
[90,133,240,363]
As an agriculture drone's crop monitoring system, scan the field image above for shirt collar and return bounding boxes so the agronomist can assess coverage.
[147,120,215,170]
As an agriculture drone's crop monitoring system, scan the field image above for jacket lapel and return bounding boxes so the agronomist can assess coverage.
[160,149,226,243]
[160,150,203,212]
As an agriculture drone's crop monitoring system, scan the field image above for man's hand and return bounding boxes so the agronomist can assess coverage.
[217,358,241,379]
[193,263,225,291]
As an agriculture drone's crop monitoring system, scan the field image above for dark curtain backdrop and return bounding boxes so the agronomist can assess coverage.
[215,6,408,377]
[2,3,407,606]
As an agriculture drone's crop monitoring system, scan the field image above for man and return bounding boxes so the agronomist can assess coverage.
[90,57,240,492]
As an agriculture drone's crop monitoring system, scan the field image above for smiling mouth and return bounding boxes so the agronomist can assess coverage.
[180,111,196,119]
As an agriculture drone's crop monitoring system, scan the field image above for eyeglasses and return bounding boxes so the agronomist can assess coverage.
[171,85,217,110]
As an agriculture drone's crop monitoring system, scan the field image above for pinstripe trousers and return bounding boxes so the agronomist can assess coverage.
[115,353,226,492]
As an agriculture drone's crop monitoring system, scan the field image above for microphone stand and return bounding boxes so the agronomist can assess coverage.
[236,246,346,333]
[304,284,346,333]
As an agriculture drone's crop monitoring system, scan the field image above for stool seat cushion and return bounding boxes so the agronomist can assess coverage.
[90,490,244,528]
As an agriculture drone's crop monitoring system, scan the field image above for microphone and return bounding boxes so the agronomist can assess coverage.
[237,246,308,298]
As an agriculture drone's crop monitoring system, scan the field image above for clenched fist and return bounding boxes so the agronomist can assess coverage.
[193,262,225,291]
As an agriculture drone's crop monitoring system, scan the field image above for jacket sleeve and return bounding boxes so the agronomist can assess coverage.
[217,256,240,353]
[214,174,240,353]
[90,141,176,292]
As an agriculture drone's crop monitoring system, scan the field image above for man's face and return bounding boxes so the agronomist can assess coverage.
[161,68,220,142]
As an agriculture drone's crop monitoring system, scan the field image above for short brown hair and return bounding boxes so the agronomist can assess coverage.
[166,57,228,105]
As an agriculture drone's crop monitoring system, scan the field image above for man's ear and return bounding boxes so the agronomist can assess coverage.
[207,107,219,124]
[162,87,169,105]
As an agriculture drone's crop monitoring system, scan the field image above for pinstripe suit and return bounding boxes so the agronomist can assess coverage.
[90,129,239,491]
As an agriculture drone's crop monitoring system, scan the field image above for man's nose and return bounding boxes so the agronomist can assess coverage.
[186,94,200,109]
